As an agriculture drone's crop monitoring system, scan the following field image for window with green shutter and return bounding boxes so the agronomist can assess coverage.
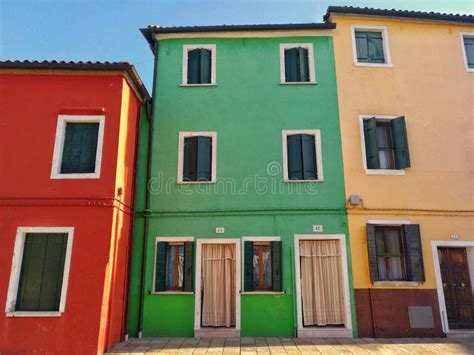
[284,47,310,82]
[155,240,194,292]
[287,134,318,180]
[186,47,213,84]
[183,136,213,182]
[243,240,282,292]
[463,36,474,69]
[15,233,68,312]
[355,30,386,64]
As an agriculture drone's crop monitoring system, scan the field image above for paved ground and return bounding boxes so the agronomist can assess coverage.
[107,336,474,354]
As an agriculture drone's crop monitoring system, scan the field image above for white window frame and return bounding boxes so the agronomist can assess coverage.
[152,236,194,295]
[282,129,324,182]
[181,44,217,86]
[50,115,105,179]
[177,131,217,184]
[358,114,406,176]
[5,227,74,317]
[351,25,393,68]
[279,43,316,84]
[240,236,284,295]
[460,32,474,72]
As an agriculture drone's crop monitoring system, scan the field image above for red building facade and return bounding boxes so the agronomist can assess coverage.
[0,61,149,354]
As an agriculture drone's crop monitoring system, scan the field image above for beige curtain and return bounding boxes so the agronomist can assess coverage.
[300,240,345,326]
[201,244,236,327]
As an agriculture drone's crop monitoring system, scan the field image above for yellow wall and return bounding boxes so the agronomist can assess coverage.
[332,15,474,289]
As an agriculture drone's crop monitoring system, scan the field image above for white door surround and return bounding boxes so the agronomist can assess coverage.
[431,240,474,334]
[294,234,353,338]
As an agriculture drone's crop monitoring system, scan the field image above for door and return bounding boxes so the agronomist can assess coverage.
[299,240,345,326]
[201,244,236,328]
[439,247,474,329]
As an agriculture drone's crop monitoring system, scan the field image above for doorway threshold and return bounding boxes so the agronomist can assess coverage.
[447,329,474,338]
[195,328,240,338]
[298,327,352,338]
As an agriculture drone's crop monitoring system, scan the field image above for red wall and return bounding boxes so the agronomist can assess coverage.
[0,72,141,354]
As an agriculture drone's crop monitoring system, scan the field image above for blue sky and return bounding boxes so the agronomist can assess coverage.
[1,0,473,90]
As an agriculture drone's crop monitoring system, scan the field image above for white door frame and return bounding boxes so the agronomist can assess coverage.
[194,238,241,331]
[431,240,474,333]
[294,234,352,336]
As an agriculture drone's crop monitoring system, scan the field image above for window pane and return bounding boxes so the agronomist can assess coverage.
[387,257,404,280]
[376,122,395,169]
[60,122,99,174]
[165,244,184,290]
[177,245,184,287]
[252,247,259,290]
[375,228,386,254]
[166,245,175,289]
[262,245,272,289]
[377,257,387,280]
[253,244,272,290]
[464,37,474,68]
[386,228,402,254]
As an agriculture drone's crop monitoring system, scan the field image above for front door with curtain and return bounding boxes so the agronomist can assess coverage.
[201,244,236,327]
[300,240,345,326]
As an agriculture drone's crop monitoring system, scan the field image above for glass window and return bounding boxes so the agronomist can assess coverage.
[165,244,184,290]
[252,243,272,290]
[375,121,395,169]
[375,226,405,281]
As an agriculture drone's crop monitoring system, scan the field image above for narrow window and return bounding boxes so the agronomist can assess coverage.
[375,227,405,281]
[355,31,386,64]
[187,48,212,84]
[463,35,474,69]
[183,136,212,182]
[252,242,272,290]
[155,240,194,292]
[284,47,310,82]
[287,134,317,180]
[61,122,99,174]
[165,243,185,291]
[244,240,282,292]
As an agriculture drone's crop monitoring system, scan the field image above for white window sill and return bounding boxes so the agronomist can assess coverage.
[280,81,317,85]
[51,173,100,179]
[180,83,217,87]
[284,179,323,183]
[365,169,405,176]
[466,68,474,72]
[373,281,419,287]
[151,291,194,295]
[177,180,217,185]
[6,311,62,317]
[240,291,285,295]
[354,62,393,68]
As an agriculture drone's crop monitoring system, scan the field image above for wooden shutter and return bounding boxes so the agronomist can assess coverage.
[16,233,67,311]
[271,241,282,292]
[298,47,310,82]
[402,224,425,282]
[244,241,254,292]
[60,122,99,174]
[464,37,474,68]
[301,134,317,180]
[367,32,385,63]
[366,224,379,282]
[391,116,411,169]
[284,48,298,82]
[155,242,167,292]
[183,137,198,181]
[183,242,194,292]
[355,32,369,62]
[200,49,212,84]
[196,136,212,181]
[187,48,200,84]
[363,118,380,169]
[287,134,303,180]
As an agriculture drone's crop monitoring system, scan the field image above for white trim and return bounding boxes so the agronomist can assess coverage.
[181,44,217,85]
[50,115,105,179]
[279,43,316,84]
[294,234,352,337]
[5,227,74,317]
[282,130,324,182]
[177,131,217,184]
[367,219,411,225]
[194,238,241,331]
[358,114,406,176]
[373,281,418,287]
[431,240,474,334]
[460,32,474,72]
[152,236,194,294]
[351,25,393,67]
[240,291,285,295]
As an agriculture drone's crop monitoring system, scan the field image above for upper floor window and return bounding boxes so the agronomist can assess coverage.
[182,45,216,86]
[177,132,217,183]
[282,130,323,182]
[280,43,316,84]
[360,116,410,175]
[352,26,392,67]
[51,115,105,179]
[461,33,474,72]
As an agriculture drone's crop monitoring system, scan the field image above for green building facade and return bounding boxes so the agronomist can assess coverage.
[128,23,357,338]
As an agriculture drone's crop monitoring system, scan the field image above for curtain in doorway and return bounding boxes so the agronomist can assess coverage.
[300,240,345,326]
[201,244,236,327]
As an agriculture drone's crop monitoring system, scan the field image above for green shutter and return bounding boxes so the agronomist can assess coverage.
[60,122,99,174]
[301,134,317,180]
[464,37,474,68]
[363,118,380,169]
[183,242,194,292]
[366,224,379,282]
[183,137,198,181]
[271,241,282,292]
[402,224,425,282]
[244,241,254,292]
[187,48,200,84]
[355,32,369,62]
[298,47,310,82]
[196,136,212,181]
[284,48,298,82]
[367,32,385,63]
[287,134,303,180]
[391,116,411,169]
[200,49,212,84]
[155,242,167,292]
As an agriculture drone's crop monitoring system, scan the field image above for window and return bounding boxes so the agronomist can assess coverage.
[280,43,316,84]
[360,116,410,174]
[351,26,392,67]
[51,115,105,179]
[6,227,74,316]
[154,237,194,293]
[367,223,425,283]
[243,238,282,292]
[461,33,474,72]
[177,132,217,183]
[282,130,323,182]
[182,45,216,85]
